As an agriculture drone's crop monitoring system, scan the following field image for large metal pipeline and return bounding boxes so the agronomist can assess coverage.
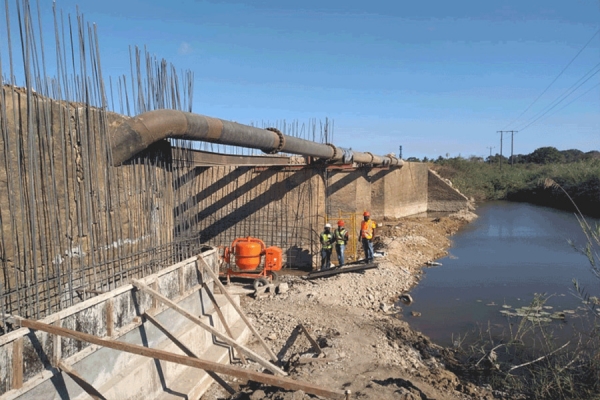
[109,110,403,167]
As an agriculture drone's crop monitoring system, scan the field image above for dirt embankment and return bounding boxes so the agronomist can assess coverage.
[203,210,501,400]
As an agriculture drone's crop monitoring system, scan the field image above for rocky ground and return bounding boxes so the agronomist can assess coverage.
[201,210,503,400]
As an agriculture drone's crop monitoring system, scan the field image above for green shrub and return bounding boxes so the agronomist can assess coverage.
[430,158,600,216]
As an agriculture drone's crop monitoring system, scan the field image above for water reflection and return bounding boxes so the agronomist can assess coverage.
[401,201,600,346]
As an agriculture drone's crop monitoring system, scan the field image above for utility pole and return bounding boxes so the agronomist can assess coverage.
[509,131,517,166]
[486,146,495,159]
[398,145,402,159]
[497,130,517,168]
[496,131,504,170]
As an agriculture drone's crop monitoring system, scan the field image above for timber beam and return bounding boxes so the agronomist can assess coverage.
[197,258,280,362]
[131,279,286,376]
[11,317,348,400]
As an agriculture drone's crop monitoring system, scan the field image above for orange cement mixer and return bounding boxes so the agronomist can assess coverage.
[222,237,282,289]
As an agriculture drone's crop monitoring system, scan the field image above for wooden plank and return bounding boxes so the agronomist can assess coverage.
[298,324,322,355]
[202,282,247,364]
[197,258,279,362]
[302,263,378,280]
[15,318,346,400]
[57,361,107,400]
[12,337,23,389]
[131,279,286,376]
[143,313,235,395]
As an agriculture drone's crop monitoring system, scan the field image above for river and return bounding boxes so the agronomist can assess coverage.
[401,201,600,347]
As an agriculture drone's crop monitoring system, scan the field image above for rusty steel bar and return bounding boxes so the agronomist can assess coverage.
[109,109,403,168]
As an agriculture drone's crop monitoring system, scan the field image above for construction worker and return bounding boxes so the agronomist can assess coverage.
[334,220,349,267]
[319,223,334,270]
[359,211,377,264]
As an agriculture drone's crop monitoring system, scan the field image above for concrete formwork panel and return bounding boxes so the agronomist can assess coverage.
[0,344,12,394]
[377,163,429,218]
[0,249,235,400]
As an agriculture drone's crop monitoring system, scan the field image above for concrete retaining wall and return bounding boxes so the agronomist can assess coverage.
[0,248,237,400]
[427,169,470,212]
[327,162,466,219]
[176,164,324,268]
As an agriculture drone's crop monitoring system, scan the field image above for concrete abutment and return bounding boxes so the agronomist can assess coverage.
[327,162,466,219]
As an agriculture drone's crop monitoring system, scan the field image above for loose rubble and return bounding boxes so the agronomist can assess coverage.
[202,211,497,400]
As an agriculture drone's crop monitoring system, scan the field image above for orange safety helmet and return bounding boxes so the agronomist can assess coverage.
[363,211,370,217]
[337,220,345,226]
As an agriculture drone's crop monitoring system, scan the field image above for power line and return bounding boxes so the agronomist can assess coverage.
[501,28,600,130]
[546,81,600,118]
[518,63,600,132]
[518,82,600,131]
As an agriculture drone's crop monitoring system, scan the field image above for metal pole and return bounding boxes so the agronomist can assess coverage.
[497,131,504,170]
[510,131,517,166]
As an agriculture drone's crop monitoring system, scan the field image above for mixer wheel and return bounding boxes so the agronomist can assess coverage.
[253,277,270,291]
[267,271,279,283]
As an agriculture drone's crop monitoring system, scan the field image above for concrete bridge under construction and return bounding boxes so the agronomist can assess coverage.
[0,3,468,399]
[0,88,467,400]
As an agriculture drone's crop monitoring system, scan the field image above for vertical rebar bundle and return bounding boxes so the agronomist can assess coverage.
[0,0,199,330]
[0,0,324,336]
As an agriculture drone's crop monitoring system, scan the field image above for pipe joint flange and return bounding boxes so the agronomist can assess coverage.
[264,127,286,154]
[365,152,375,164]
[326,143,342,160]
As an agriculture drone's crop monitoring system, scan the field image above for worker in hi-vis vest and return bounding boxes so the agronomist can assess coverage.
[359,211,377,264]
[319,223,335,270]
[334,220,349,267]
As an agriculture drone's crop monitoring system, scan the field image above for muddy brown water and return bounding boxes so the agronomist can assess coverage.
[402,201,600,347]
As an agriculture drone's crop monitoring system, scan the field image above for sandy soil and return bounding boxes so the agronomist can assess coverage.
[202,210,500,400]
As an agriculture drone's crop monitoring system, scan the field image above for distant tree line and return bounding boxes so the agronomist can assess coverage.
[410,147,600,165]
[492,147,600,165]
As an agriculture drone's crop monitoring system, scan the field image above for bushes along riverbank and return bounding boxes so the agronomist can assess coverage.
[430,154,600,217]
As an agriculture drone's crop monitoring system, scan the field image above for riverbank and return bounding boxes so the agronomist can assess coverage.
[201,210,508,400]
[431,158,600,217]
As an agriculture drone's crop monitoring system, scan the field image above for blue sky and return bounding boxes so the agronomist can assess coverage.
[1,0,599,159]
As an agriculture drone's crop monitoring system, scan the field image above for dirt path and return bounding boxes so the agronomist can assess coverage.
[202,210,497,400]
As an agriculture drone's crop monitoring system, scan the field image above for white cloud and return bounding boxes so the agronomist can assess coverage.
[178,42,192,55]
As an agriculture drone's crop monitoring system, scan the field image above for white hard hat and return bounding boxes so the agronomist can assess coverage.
[325,223,332,228]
